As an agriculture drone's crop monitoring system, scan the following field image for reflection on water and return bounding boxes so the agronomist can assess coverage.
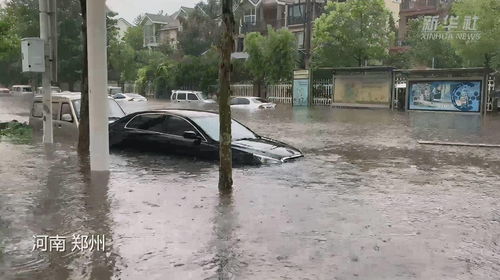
[1,96,500,279]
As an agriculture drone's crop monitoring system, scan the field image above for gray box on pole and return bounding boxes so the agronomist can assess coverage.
[21,38,45,73]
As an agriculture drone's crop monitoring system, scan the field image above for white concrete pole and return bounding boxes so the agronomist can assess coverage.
[87,0,109,171]
[39,0,53,143]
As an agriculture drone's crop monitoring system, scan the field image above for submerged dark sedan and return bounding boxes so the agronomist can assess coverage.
[109,109,303,164]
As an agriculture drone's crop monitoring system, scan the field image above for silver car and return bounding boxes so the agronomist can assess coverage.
[170,90,216,104]
[29,92,126,141]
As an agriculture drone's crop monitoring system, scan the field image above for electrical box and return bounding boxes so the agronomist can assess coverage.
[21,38,45,73]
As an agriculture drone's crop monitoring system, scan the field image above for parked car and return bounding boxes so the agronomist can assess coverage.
[36,86,62,95]
[109,109,303,164]
[170,90,216,104]
[29,92,126,141]
[0,88,10,95]
[10,85,32,95]
[230,96,276,109]
[113,93,147,102]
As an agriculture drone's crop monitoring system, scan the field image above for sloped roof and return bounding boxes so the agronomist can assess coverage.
[143,13,171,24]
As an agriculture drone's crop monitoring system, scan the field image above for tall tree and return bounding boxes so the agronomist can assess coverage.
[218,0,234,192]
[313,0,392,67]
[78,0,89,153]
[405,18,462,68]
[244,28,296,96]
[178,0,222,56]
[451,0,500,69]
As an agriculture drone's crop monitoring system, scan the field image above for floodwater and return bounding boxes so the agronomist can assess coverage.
[1,95,500,280]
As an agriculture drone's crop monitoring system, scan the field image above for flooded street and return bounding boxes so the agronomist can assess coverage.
[1,95,500,279]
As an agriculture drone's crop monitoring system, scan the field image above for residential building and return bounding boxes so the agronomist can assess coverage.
[385,0,401,25]
[141,6,195,48]
[234,0,326,53]
[398,0,454,43]
[116,18,133,41]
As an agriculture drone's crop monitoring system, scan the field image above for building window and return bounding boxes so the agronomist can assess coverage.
[243,8,256,25]
[295,31,304,49]
[288,4,305,25]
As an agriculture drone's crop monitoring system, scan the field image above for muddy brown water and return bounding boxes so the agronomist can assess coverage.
[1,95,500,279]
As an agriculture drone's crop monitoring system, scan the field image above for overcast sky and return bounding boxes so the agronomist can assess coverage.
[0,0,200,24]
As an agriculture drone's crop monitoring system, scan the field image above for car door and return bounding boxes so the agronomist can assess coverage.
[123,113,168,151]
[56,102,79,141]
[187,93,199,103]
[163,115,205,156]
[176,92,186,103]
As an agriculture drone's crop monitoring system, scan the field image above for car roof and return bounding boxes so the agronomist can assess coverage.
[232,96,256,99]
[135,109,218,118]
[172,90,202,94]
[12,85,31,87]
[33,92,114,101]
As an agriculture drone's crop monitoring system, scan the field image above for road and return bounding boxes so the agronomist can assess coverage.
[1,95,500,279]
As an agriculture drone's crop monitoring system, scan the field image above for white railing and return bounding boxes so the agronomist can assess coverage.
[267,84,292,104]
[230,84,254,97]
[229,81,334,105]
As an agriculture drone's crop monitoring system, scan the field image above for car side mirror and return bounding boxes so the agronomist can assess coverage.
[61,113,73,122]
[183,131,199,140]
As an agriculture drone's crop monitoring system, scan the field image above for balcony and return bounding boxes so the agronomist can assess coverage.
[240,19,286,34]
[400,0,438,11]
[287,16,306,26]
[144,35,160,47]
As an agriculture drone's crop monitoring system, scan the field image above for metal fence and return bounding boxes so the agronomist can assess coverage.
[267,84,293,104]
[312,79,333,106]
[230,84,254,96]
[229,80,334,105]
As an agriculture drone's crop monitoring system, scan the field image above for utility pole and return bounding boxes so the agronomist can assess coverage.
[49,0,57,84]
[87,0,109,171]
[304,0,312,69]
[39,0,53,143]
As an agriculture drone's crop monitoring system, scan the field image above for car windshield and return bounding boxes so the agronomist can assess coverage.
[72,99,125,120]
[190,116,257,141]
[253,98,268,103]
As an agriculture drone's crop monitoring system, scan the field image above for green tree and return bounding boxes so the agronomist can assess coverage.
[452,0,500,69]
[405,19,462,68]
[178,0,222,56]
[244,28,296,96]
[123,25,144,51]
[313,0,393,67]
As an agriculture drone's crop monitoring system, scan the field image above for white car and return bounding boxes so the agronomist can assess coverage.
[29,92,126,141]
[10,85,33,95]
[171,90,216,104]
[0,88,10,95]
[230,96,276,109]
[113,93,147,102]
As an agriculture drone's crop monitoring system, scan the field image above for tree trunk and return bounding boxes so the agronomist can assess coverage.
[218,0,234,193]
[78,0,89,154]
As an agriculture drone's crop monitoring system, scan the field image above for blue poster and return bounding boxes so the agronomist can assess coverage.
[293,79,309,106]
[408,81,482,112]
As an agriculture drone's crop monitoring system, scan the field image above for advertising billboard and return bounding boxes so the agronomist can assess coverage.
[408,80,482,112]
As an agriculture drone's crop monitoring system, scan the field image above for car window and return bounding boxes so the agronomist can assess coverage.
[165,116,196,136]
[253,98,268,103]
[114,94,125,99]
[230,98,238,105]
[60,103,73,122]
[177,93,186,100]
[126,114,166,130]
[32,102,43,117]
[188,93,199,101]
[52,102,60,120]
[240,98,250,105]
[23,87,31,92]
[190,116,256,141]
